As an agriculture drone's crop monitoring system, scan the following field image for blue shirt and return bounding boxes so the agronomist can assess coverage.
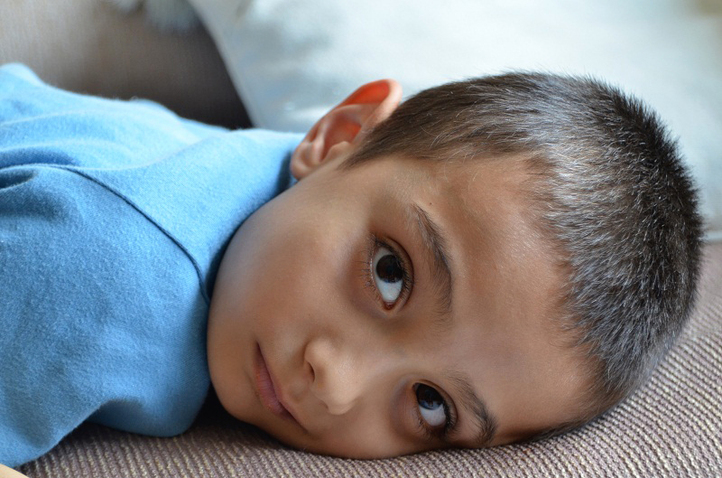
[0,64,301,466]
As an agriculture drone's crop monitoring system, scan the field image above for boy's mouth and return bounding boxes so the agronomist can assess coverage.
[254,344,300,426]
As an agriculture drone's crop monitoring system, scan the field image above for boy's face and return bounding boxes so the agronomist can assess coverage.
[207,148,591,458]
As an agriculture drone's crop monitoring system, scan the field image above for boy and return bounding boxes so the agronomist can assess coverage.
[0,63,701,465]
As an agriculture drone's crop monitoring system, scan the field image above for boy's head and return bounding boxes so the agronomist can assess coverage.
[206,74,702,458]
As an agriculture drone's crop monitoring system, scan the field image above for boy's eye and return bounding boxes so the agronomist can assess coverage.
[415,383,449,429]
[372,246,405,304]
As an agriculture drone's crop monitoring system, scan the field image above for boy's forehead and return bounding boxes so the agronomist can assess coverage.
[339,153,544,275]
[370,155,588,433]
[345,154,574,335]
[371,154,536,238]
[356,152,529,195]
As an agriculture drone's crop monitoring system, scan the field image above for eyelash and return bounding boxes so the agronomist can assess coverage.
[413,384,456,441]
[362,235,414,309]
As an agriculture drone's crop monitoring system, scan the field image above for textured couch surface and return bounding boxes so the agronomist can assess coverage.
[18,242,722,477]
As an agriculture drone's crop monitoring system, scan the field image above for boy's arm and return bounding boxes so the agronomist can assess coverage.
[0,63,213,467]
[1,63,299,466]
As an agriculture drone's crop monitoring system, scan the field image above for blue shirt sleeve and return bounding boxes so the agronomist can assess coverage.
[0,63,301,466]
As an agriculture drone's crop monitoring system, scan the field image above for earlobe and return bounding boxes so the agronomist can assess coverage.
[290,79,403,180]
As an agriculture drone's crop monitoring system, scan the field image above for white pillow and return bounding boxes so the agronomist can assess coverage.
[188,0,722,240]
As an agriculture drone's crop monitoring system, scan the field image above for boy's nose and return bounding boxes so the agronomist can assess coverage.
[303,337,378,416]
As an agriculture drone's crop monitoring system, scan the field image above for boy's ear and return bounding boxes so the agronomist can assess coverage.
[291,79,402,180]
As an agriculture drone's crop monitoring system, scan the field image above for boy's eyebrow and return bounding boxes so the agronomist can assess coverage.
[409,204,453,315]
[408,205,498,445]
[450,373,498,447]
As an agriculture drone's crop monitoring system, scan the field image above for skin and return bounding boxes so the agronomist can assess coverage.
[0,465,29,478]
[207,80,590,458]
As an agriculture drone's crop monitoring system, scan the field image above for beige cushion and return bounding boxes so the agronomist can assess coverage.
[18,241,722,476]
[0,0,246,127]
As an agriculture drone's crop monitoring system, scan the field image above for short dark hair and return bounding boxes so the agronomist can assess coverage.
[346,73,703,424]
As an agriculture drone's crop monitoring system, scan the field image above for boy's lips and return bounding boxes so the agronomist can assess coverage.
[254,344,301,427]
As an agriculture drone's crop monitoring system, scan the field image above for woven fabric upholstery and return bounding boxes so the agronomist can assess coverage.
[18,242,722,478]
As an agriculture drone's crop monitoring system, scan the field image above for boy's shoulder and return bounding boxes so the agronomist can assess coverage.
[1,63,302,294]
[0,63,223,170]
